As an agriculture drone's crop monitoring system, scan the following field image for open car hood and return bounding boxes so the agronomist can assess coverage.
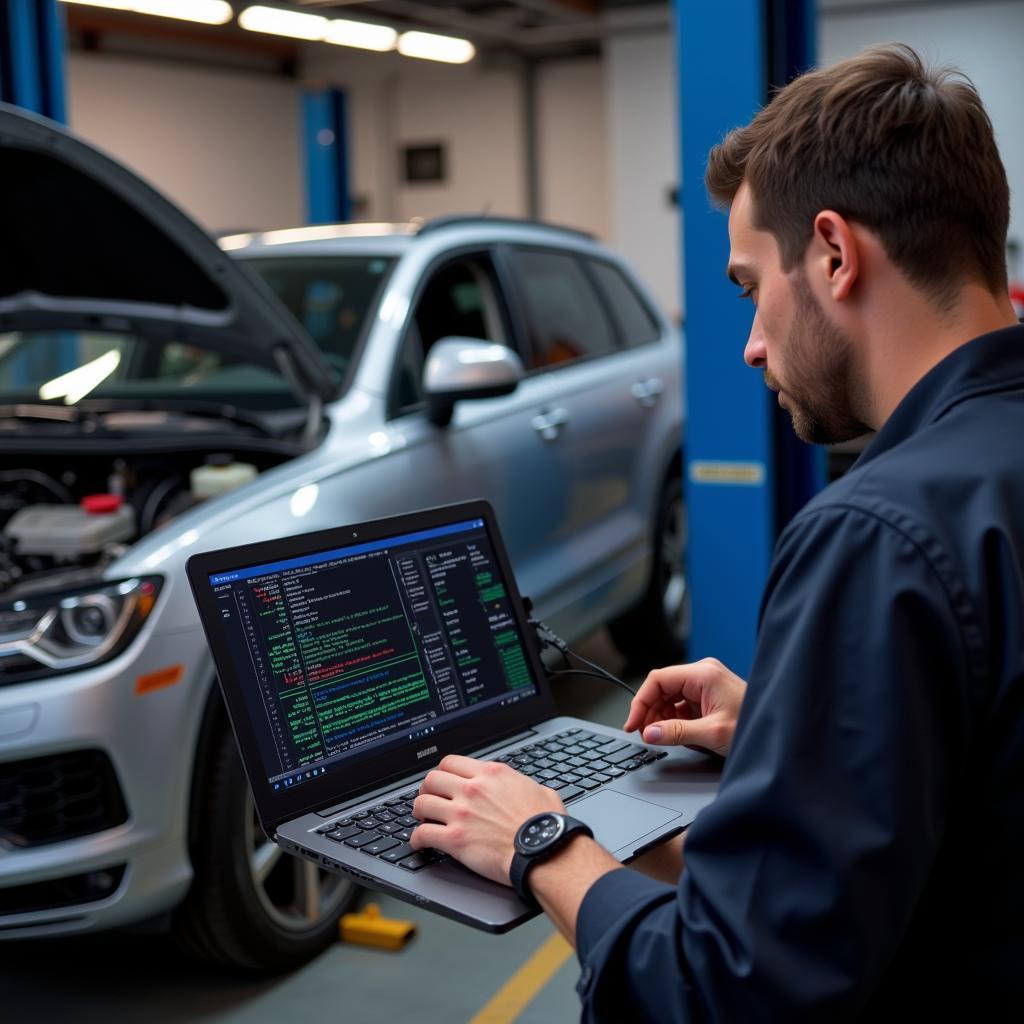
[0,103,336,402]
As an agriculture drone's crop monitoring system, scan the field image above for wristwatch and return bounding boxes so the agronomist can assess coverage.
[510,812,593,908]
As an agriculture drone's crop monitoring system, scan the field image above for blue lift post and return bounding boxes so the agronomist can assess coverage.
[1,0,70,385]
[675,0,823,675]
[302,87,352,225]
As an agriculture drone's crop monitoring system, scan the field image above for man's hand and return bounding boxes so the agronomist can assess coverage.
[410,755,565,885]
[623,658,747,757]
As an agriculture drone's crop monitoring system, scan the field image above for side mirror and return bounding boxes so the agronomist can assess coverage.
[423,337,524,427]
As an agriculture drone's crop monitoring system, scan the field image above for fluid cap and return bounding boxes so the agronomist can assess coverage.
[81,493,123,515]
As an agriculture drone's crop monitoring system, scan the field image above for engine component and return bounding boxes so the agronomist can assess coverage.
[0,469,75,532]
[190,454,258,500]
[5,496,136,559]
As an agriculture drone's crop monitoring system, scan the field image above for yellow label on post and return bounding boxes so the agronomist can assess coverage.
[689,461,766,486]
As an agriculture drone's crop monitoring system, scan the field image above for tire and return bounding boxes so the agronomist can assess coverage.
[608,474,689,667]
[172,725,360,972]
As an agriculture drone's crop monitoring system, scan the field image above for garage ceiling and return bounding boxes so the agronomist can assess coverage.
[62,0,670,69]
[292,0,666,55]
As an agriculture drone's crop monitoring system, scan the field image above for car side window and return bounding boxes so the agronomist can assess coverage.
[586,259,662,347]
[506,247,618,369]
[394,253,507,412]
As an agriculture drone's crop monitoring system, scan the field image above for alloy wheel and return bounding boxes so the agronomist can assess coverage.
[244,794,356,932]
[658,486,689,645]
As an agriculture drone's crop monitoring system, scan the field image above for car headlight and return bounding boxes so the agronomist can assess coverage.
[0,577,162,684]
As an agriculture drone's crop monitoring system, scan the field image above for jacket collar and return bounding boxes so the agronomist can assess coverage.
[854,322,1024,469]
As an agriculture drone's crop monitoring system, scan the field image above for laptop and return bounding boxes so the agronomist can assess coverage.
[186,500,721,932]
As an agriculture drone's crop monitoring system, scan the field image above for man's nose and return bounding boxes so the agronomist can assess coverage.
[743,313,766,368]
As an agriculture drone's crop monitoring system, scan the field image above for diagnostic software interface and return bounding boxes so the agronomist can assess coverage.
[207,518,539,792]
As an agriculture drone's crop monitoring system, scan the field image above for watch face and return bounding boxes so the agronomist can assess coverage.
[517,813,565,852]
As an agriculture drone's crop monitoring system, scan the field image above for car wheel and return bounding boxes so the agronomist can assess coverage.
[172,725,360,971]
[608,474,689,667]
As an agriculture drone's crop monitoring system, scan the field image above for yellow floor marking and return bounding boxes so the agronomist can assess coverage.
[468,931,574,1024]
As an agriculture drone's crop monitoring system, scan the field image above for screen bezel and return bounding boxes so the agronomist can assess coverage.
[186,500,558,836]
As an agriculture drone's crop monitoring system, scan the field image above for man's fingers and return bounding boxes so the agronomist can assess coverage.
[419,768,464,799]
[643,718,688,745]
[625,665,697,730]
[624,659,736,732]
[436,753,483,777]
[411,792,451,823]
[643,714,729,753]
[409,822,445,851]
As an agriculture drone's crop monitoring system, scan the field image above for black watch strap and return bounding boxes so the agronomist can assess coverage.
[510,812,593,908]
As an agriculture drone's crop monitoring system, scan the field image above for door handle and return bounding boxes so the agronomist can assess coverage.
[532,407,570,441]
[631,378,664,408]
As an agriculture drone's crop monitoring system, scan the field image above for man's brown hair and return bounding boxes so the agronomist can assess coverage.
[706,43,1010,301]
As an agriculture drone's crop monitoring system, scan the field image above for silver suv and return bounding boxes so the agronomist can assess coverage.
[0,104,686,968]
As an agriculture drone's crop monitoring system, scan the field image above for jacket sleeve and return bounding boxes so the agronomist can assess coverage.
[573,503,974,1022]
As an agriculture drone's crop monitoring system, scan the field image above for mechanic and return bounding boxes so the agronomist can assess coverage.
[410,43,1024,1019]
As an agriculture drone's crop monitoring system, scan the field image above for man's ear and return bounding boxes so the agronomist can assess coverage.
[809,210,858,302]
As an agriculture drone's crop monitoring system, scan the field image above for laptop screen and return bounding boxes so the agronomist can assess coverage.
[205,516,542,794]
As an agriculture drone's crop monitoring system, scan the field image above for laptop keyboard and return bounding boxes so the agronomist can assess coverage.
[314,728,666,873]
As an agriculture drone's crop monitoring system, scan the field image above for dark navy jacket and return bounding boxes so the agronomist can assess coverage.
[574,324,1024,1020]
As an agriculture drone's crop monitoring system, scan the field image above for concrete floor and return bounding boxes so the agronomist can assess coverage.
[2,631,644,1024]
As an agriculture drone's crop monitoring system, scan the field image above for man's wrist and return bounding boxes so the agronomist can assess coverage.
[527,831,597,886]
[523,835,622,946]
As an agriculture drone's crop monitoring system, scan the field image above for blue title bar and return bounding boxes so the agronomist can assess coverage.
[209,518,485,586]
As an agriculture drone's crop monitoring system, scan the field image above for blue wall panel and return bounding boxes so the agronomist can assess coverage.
[303,88,352,225]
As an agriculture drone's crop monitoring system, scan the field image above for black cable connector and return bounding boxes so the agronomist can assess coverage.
[528,615,637,699]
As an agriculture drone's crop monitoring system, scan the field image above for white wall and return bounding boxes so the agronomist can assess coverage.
[819,0,1024,276]
[304,46,610,231]
[604,10,682,321]
[65,41,612,243]
[67,52,304,233]
[391,62,529,222]
[536,58,609,241]
[303,46,530,222]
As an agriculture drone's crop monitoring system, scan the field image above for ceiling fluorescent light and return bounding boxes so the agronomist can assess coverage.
[324,18,397,53]
[398,31,475,65]
[59,1,132,10]
[238,5,328,41]
[60,0,232,24]
[131,1,233,24]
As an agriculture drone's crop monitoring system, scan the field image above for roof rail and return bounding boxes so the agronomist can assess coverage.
[416,215,595,241]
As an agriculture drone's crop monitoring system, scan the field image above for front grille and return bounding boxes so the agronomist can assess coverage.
[0,750,128,848]
[0,865,126,915]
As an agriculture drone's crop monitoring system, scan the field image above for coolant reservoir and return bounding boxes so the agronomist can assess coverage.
[5,494,136,558]
[190,456,258,500]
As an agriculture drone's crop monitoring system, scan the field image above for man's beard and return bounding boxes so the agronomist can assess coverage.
[768,274,870,445]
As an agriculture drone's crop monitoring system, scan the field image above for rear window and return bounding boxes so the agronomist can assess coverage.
[507,248,617,369]
[586,260,662,347]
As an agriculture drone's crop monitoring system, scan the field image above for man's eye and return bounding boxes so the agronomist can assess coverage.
[738,287,755,302]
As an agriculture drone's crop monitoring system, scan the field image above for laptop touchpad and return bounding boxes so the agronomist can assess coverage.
[572,790,680,855]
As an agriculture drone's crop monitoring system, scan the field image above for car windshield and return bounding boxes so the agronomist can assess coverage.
[242,254,394,378]
[0,256,393,413]
[0,329,304,411]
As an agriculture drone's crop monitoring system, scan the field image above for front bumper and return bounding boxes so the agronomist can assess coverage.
[0,626,213,936]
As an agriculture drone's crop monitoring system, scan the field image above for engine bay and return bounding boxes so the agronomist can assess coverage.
[0,448,291,598]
